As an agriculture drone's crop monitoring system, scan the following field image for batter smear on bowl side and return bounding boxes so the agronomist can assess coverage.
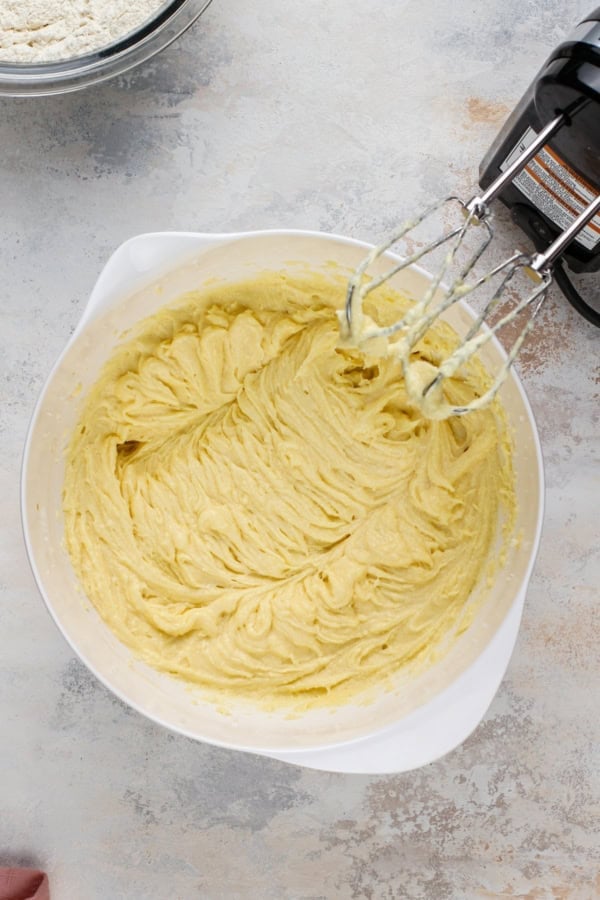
[62,271,516,709]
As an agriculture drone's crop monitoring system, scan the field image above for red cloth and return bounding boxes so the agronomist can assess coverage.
[0,869,49,900]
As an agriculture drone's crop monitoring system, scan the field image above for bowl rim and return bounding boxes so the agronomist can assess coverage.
[20,227,546,757]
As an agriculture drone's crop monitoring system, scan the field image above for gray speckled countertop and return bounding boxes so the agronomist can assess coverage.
[1,1,599,897]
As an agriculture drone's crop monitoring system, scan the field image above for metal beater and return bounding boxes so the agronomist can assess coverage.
[341,114,600,420]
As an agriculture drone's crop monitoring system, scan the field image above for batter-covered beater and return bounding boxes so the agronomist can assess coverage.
[342,8,600,419]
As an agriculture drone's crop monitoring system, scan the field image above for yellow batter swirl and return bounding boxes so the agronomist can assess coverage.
[63,271,515,708]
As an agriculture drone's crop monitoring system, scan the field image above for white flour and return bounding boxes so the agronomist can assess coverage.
[0,0,166,63]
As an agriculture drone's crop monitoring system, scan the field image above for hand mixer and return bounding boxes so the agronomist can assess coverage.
[341,8,600,420]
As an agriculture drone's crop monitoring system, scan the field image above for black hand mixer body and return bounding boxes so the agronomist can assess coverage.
[480,8,600,322]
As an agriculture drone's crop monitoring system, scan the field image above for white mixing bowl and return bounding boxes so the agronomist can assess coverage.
[21,230,544,773]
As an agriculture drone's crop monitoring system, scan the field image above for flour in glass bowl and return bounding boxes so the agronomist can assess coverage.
[0,0,167,63]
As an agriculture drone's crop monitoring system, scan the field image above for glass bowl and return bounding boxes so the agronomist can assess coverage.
[0,0,213,97]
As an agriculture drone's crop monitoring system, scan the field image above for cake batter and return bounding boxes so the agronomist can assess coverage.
[62,271,515,708]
